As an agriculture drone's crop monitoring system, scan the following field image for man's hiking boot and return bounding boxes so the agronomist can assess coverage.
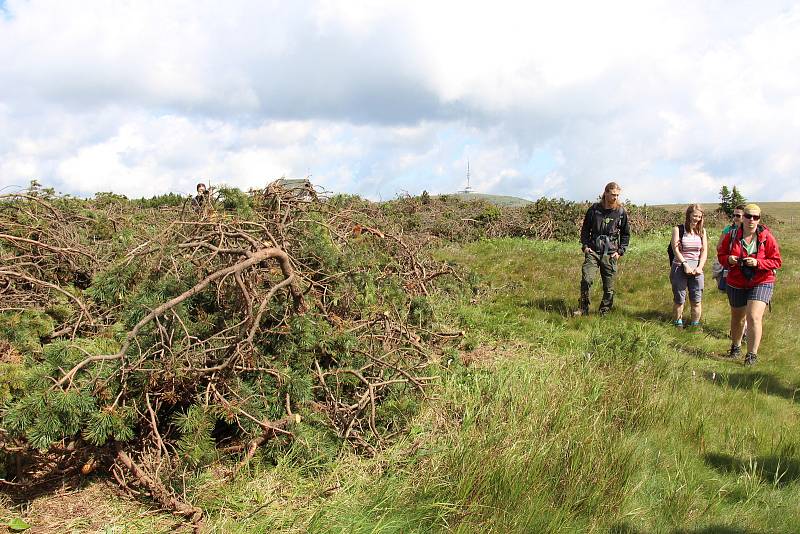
[573,293,590,317]
[726,344,742,359]
[744,352,758,366]
[673,319,684,327]
[599,307,611,316]
[572,296,589,317]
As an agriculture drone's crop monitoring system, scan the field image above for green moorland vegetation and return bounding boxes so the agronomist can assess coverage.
[1,192,798,533]
[448,192,533,207]
[298,217,800,534]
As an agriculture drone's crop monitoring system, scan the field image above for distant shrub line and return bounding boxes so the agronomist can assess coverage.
[380,195,717,243]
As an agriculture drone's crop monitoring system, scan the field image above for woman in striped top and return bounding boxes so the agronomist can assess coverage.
[669,204,708,327]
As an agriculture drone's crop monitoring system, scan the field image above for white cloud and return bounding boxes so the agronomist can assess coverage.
[0,0,799,203]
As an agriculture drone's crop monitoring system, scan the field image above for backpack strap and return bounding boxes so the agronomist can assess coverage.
[592,204,622,239]
[615,208,625,233]
[734,225,764,257]
[755,224,764,254]
[728,225,740,254]
[669,224,685,264]
[606,207,624,241]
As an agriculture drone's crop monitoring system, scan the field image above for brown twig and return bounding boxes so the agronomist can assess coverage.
[116,448,203,526]
[233,414,300,475]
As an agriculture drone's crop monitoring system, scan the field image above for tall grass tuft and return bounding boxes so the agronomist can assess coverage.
[309,322,678,532]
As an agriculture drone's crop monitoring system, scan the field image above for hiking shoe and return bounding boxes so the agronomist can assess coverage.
[726,345,742,359]
[599,307,610,316]
[688,321,701,327]
[673,319,684,327]
[744,352,757,366]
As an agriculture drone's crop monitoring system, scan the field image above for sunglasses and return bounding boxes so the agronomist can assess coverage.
[732,214,743,218]
[743,213,760,220]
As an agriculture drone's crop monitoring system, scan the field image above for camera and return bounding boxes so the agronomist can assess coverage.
[738,257,756,280]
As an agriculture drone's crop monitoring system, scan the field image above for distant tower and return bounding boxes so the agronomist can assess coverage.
[458,161,475,194]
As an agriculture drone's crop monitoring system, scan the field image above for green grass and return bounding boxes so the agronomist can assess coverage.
[5,222,799,533]
[303,222,800,532]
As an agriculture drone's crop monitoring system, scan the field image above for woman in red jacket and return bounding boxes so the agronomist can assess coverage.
[717,203,782,365]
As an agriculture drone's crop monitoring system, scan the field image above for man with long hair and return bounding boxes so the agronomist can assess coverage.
[574,182,631,316]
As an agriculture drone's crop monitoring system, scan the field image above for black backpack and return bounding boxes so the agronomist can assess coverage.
[596,205,623,236]
[667,224,685,267]
[590,204,624,252]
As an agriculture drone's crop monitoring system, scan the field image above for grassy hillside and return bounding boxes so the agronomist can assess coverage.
[446,192,533,207]
[271,220,800,532]
[300,220,800,533]
[3,207,798,532]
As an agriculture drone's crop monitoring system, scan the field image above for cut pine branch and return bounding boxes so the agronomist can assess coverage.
[116,448,203,525]
[53,246,303,389]
[234,414,301,475]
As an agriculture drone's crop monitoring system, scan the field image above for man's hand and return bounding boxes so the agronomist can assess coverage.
[743,257,758,267]
[728,255,739,266]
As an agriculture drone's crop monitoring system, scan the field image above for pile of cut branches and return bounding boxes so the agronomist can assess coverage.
[380,194,693,242]
[0,183,461,526]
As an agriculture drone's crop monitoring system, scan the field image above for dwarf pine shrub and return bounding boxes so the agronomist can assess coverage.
[216,186,255,218]
[0,310,54,354]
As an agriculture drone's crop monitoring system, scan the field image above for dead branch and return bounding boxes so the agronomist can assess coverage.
[0,270,94,325]
[233,414,301,475]
[116,448,203,525]
[0,233,96,261]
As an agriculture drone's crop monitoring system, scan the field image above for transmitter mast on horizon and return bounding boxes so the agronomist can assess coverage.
[458,161,475,194]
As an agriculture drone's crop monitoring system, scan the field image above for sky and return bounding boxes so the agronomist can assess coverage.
[1,0,799,204]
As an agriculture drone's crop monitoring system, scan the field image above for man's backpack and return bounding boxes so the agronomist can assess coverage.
[596,205,624,238]
[667,224,685,267]
[589,204,625,254]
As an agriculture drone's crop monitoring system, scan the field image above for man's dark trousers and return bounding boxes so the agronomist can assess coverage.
[580,250,617,313]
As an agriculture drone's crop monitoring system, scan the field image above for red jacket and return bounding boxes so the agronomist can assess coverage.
[717,225,782,288]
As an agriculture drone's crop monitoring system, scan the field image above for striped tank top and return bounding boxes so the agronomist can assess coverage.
[675,232,703,268]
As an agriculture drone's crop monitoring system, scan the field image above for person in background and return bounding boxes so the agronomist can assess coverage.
[574,181,631,316]
[669,204,707,327]
[714,205,747,338]
[191,182,209,213]
[714,205,745,291]
[717,204,782,366]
